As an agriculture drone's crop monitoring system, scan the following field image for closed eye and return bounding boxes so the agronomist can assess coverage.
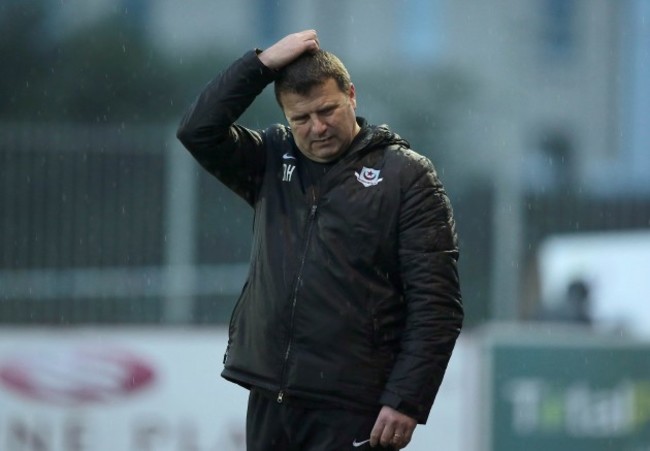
[317,106,337,116]
[288,104,339,126]
[289,115,308,125]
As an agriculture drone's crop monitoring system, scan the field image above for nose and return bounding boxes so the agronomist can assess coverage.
[311,116,327,135]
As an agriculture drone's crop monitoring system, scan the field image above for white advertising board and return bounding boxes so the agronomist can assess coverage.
[538,231,650,337]
[0,328,468,451]
[0,328,248,451]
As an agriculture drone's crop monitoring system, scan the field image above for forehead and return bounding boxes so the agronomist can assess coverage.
[280,79,348,115]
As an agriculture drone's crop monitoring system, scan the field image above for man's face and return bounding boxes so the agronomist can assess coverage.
[280,78,361,163]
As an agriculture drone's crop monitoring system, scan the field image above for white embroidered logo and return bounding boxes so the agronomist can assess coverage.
[282,152,296,160]
[282,163,296,182]
[352,438,371,447]
[355,167,383,187]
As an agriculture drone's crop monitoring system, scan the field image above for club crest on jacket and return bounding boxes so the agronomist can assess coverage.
[355,167,383,187]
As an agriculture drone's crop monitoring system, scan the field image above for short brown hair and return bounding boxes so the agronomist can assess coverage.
[274,50,352,107]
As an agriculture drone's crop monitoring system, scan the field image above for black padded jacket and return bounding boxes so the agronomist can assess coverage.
[176,50,463,424]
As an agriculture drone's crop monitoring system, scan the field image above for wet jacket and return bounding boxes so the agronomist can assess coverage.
[176,50,463,424]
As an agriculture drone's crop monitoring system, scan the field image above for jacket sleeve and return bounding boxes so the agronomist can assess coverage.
[379,155,464,424]
[176,50,277,205]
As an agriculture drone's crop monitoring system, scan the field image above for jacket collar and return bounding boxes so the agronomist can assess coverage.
[348,117,410,156]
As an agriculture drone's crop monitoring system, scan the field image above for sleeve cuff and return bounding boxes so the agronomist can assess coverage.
[379,391,429,424]
[248,48,278,79]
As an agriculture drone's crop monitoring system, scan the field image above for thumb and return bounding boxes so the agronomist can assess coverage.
[369,415,385,447]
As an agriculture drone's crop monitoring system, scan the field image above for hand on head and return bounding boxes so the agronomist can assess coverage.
[257,30,320,70]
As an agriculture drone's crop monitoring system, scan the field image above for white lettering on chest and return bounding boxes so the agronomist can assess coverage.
[282,163,296,182]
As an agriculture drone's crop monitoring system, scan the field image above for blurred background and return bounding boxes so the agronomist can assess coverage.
[0,0,649,450]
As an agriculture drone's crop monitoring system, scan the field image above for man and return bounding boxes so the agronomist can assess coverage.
[177,30,463,450]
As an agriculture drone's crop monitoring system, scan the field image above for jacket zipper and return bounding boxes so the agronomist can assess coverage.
[277,201,319,403]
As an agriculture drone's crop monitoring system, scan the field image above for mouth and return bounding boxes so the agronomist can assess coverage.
[313,137,332,145]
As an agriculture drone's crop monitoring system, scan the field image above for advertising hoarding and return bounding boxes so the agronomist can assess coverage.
[0,328,467,451]
[0,328,248,451]
[486,327,650,451]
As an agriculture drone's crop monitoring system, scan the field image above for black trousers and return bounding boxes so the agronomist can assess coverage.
[246,389,396,451]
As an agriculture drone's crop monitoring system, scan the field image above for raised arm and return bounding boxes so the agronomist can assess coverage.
[176,30,320,204]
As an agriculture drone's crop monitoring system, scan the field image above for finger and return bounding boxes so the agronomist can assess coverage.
[391,431,408,450]
[297,29,317,43]
[301,30,319,51]
[305,39,319,52]
[369,417,384,447]
[379,424,396,447]
[293,30,318,54]
[395,424,415,449]
[300,29,317,37]
[391,430,403,446]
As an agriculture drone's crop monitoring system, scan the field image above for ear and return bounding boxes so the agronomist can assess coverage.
[349,83,357,109]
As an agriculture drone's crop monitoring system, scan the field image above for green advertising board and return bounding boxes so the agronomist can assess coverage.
[487,327,650,451]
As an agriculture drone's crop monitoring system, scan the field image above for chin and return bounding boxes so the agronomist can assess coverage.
[320,151,341,162]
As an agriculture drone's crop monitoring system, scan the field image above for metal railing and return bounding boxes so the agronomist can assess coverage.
[1,122,648,326]
[0,123,250,324]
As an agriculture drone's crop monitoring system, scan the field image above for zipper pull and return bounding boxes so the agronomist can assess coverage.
[277,391,284,403]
